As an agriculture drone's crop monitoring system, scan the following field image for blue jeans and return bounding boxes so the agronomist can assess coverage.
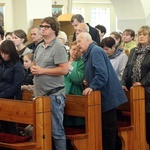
[49,94,66,150]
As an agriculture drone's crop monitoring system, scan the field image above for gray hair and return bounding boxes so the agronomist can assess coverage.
[77,32,92,42]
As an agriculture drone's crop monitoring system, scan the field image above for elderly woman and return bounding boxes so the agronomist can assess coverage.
[121,25,150,144]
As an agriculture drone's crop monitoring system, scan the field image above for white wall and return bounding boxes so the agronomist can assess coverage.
[13,0,28,32]
[111,0,149,32]
[1,0,150,34]
[1,0,52,33]
[26,0,52,31]
[52,0,72,14]
[73,3,116,35]
[1,0,14,32]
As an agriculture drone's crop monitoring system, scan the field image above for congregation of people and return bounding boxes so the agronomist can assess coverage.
[0,13,150,150]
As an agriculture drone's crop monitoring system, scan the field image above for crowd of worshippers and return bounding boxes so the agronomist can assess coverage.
[0,14,150,150]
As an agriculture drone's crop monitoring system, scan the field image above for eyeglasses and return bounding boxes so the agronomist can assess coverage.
[39,25,51,30]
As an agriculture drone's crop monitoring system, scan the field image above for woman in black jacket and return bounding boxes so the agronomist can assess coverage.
[121,26,150,144]
[0,40,24,134]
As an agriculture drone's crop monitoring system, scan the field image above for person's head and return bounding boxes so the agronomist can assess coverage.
[30,26,43,44]
[5,32,13,40]
[110,31,122,46]
[23,52,34,70]
[0,40,19,63]
[122,29,135,43]
[12,29,28,47]
[71,14,84,30]
[100,37,116,57]
[39,16,60,37]
[0,26,4,41]
[95,25,106,39]
[57,31,68,44]
[137,25,150,46]
[69,41,82,61]
[76,32,93,54]
[76,23,89,36]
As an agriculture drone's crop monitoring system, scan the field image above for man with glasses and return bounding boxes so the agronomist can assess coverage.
[31,16,68,150]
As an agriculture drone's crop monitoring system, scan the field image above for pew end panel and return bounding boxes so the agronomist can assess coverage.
[22,90,34,101]
[117,86,149,150]
[0,96,52,150]
[65,91,102,150]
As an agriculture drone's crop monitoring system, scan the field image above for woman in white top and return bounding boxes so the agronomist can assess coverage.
[100,36,128,81]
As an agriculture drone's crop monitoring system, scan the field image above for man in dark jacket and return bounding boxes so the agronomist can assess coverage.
[71,14,100,46]
[27,26,43,53]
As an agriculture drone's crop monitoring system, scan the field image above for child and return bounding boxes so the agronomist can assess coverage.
[21,52,34,91]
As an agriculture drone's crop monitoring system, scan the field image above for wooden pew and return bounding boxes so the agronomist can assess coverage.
[65,91,102,150]
[0,96,52,149]
[22,90,34,101]
[117,86,149,150]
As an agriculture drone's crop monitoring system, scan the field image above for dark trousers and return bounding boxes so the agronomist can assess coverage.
[146,113,150,144]
[0,121,18,135]
[102,108,117,150]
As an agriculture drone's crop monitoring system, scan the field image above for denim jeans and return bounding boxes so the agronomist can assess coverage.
[49,94,66,150]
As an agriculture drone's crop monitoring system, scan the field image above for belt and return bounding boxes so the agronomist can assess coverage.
[44,86,64,96]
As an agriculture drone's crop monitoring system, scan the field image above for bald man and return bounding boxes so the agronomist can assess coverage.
[76,23,89,36]
[76,32,127,150]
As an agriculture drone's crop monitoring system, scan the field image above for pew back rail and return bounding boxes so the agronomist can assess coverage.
[0,96,52,150]
[118,86,149,150]
[65,91,102,150]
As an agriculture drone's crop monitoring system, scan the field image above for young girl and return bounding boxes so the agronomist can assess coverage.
[21,52,34,91]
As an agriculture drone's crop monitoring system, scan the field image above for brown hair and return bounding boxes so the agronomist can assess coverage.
[13,29,28,43]
[41,16,60,36]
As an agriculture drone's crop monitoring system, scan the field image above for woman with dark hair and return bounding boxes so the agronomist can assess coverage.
[100,37,128,81]
[0,40,24,134]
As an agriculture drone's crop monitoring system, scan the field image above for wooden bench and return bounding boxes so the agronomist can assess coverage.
[117,86,149,150]
[22,90,34,101]
[0,96,52,149]
[65,91,102,150]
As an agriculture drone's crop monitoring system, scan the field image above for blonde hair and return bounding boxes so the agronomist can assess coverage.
[137,26,150,44]
[23,52,34,61]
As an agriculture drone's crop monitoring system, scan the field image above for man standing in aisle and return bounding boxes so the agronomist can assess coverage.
[76,32,127,150]
[31,16,68,150]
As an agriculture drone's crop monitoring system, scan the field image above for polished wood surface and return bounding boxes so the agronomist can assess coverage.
[22,90,34,101]
[65,91,102,150]
[0,96,52,150]
[118,86,149,150]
